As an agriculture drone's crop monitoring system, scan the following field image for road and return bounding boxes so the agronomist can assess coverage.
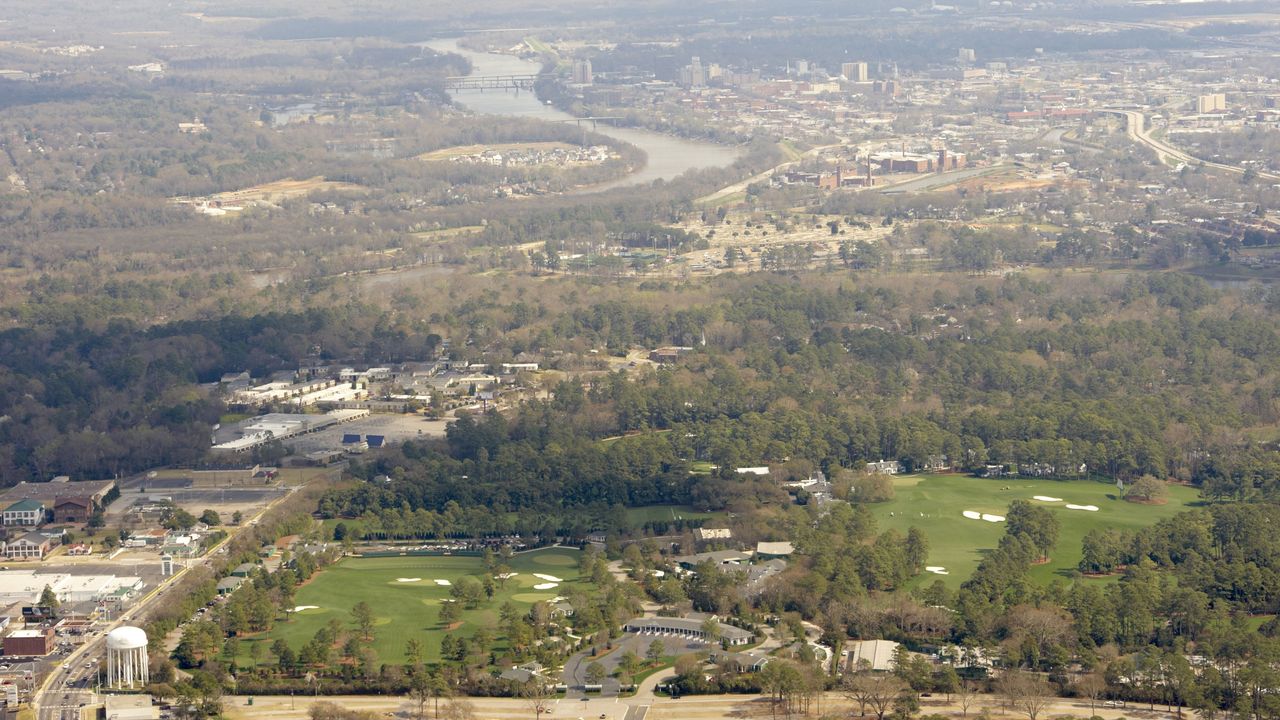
[877,164,1011,194]
[1110,109,1280,182]
[696,142,842,205]
[32,484,302,720]
[221,690,1187,720]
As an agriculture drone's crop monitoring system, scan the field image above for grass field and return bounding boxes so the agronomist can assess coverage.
[243,547,582,665]
[624,505,720,525]
[868,474,1201,588]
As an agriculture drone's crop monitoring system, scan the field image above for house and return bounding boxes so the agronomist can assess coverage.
[846,639,901,672]
[865,460,902,475]
[623,616,753,646]
[498,662,547,685]
[710,650,772,672]
[755,541,795,559]
[2,500,47,527]
[66,544,92,556]
[674,549,752,570]
[230,563,257,578]
[5,532,53,559]
[216,576,246,595]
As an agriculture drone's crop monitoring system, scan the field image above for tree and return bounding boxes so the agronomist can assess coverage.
[955,679,977,717]
[1075,672,1107,716]
[38,585,59,614]
[997,670,1053,720]
[199,509,221,526]
[438,601,462,626]
[585,661,606,685]
[1124,475,1167,504]
[519,679,551,720]
[231,511,243,525]
[351,601,375,641]
[646,639,666,661]
[844,670,907,720]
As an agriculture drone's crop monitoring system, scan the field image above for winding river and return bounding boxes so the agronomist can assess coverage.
[426,39,742,191]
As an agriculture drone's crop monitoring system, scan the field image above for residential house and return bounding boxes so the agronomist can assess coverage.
[865,460,902,475]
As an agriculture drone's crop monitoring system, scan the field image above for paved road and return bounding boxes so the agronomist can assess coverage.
[878,164,1011,194]
[1109,109,1280,182]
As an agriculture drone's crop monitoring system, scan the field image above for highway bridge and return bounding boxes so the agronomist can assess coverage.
[444,74,549,91]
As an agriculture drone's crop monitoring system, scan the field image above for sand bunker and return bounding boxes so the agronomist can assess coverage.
[925,566,949,575]
[292,605,319,612]
[532,573,563,582]
[1065,504,1099,511]
[434,579,452,586]
[497,572,518,580]
[396,578,421,583]
[962,510,981,519]
[982,514,1005,522]
[1033,496,1062,502]
[533,582,559,590]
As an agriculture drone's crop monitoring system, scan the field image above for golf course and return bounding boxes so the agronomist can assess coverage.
[867,474,1201,587]
[243,546,583,665]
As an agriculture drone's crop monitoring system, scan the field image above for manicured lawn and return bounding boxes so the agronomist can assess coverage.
[241,547,582,665]
[623,505,720,525]
[866,474,1201,588]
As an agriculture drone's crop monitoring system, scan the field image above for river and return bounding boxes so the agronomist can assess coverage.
[425,39,742,191]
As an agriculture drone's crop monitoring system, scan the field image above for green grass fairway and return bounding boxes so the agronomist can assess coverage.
[867,475,1200,588]
[243,547,582,665]
[624,505,720,525]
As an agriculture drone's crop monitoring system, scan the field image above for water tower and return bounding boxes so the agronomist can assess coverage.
[106,626,149,689]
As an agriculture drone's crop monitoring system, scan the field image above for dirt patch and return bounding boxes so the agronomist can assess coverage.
[210,176,364,204]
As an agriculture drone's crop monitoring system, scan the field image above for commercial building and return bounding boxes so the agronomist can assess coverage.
[623,616,754,646]
[1197,93,1226,114]
[571,59,593,85]
[3,628,53,656]
[103,695,160,720]
[5,533,52,559]
[841,62,868,83]
[2,500,47,527]
[0,570,144,605]
[0,479,116,524]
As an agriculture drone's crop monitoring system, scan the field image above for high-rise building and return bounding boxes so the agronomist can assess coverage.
[1196,93,1226,114]
[958,48,976,63]
[841,62,869,82]
[571,59,593,85]
[680,56,707,88]
[794,59,809,75]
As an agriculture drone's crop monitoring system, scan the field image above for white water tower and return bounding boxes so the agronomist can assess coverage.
[106,626,149,689]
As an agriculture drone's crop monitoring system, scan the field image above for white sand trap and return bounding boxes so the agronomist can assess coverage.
[1065,504,1099,512]
[396,578,421,583]
[434,579,452,586]
[533,582,559,590]
[1033,495,1062,502]
[292,605,319,612]
[532,573,563,582]
[497,572,518,580]
[962,510,982,519]
[982,514,1005,522]
[926,567,950,575]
